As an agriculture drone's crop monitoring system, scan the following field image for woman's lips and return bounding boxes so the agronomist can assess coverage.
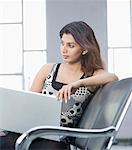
[62,55,69,59]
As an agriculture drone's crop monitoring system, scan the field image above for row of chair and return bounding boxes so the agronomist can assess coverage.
[15,77,132,150]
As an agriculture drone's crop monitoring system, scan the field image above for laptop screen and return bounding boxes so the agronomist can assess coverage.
[0,87,61,140]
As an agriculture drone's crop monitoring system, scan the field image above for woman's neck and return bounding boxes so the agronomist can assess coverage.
[63,62,82,73]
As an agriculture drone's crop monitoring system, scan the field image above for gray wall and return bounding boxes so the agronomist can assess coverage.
[46,0,108,66]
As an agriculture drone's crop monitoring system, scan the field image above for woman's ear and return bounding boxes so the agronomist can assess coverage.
[82,50,88,55]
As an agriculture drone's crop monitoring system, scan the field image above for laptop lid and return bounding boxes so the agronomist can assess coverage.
[0,87,61,140]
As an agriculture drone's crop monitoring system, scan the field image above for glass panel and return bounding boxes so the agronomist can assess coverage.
[0,75,22,90]
[107,0,131,47]
[23,0,46,50]
[24,51,47,90]
[0,24,22,74]
[108,48,114,73]
[0,0,22,23]
[109,48,132,79]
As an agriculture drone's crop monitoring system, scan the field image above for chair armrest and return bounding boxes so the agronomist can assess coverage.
[15,125,116,150]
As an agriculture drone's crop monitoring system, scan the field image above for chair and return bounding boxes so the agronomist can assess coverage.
[15,78,132,150]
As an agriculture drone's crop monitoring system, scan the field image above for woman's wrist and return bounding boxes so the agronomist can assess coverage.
[78,79,85,87]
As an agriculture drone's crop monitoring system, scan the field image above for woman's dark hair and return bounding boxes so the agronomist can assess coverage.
[60,21,104,75]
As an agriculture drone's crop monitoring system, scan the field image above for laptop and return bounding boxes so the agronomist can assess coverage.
[0,87,61,141]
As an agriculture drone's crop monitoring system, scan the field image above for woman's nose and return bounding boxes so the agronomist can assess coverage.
[61,45,67,53]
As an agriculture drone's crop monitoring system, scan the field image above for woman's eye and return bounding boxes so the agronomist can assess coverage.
[69,44,75,48]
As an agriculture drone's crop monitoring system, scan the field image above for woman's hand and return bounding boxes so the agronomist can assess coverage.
[56,69,118,103]
[56,80,82,103]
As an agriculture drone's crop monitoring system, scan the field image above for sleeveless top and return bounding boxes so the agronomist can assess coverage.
[42,63,95,128]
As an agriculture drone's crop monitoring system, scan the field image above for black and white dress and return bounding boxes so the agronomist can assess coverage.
[42,63,95,128]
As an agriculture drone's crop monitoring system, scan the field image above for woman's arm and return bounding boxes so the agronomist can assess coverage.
[57,69,118,103]
[30,63,53,93]
[80,69,118,87]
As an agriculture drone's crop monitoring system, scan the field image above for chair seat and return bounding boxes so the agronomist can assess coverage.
[0,131,69,150]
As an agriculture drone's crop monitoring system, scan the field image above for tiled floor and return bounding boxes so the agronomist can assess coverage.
[111,138,132,150]
[111,145,132,150]
[111,141,132,149]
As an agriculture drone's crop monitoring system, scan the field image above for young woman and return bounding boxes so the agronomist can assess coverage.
[0,21,118,150]
[31,21,118,128]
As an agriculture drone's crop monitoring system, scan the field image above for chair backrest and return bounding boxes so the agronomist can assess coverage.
[74,78,132,150]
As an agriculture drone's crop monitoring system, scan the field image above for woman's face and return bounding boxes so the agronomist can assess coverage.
[60,33,83,64]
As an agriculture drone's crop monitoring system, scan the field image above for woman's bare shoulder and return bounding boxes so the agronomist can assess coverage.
[30,63,55,92]
[39,63,55,76]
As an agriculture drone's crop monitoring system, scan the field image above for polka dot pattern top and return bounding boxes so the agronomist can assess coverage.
[42,63,94,127]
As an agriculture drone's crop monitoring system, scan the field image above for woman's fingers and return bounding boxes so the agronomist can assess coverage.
[57,85,72,103]
[63,88,68,103]
[57,89,64,102]
[67,86,72,100]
